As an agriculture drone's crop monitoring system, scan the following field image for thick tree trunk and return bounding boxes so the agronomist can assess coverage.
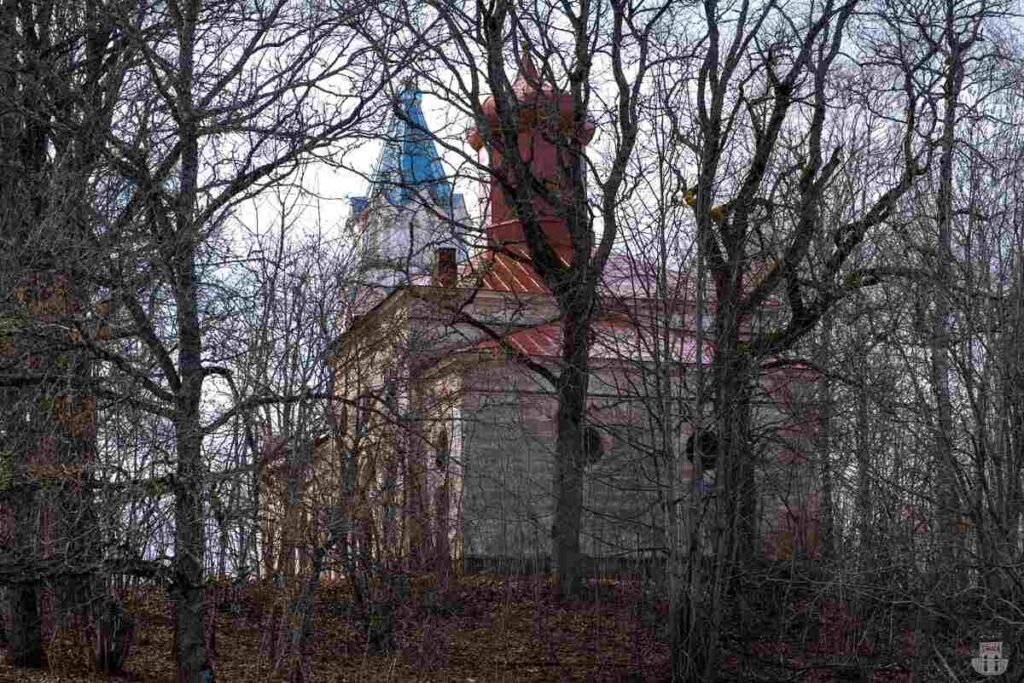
[0,383,42,667]
[55,287,101,624]
[2,1,47,662]
[693,271,755,682]
[552,309,590,598]
[711,289,756,572]
[5,321,45,670]
[174,399,208,681]
[8,486,44,668]
[8,585,44,668]
[171,232,209,677]
[171,2,210,679]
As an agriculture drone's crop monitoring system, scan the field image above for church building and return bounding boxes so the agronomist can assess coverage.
[318,67,821,574]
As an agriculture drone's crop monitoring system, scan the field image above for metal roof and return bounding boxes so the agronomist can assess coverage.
[354,85,461,216]
[470,245,561,294]
[474,320,716,364]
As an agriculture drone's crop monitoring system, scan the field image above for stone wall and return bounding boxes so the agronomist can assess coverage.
[327,287,821,570]
[455,362,820,567]
[457,364,667,567]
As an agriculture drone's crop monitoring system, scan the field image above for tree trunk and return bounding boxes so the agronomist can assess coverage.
[816,313,836,562]
[55,305,101,624]
[174,395,208,681]
[855,359,873,570]
[657,235,684,683]
[552,308,590,598]
[171,3,209,678]
[8,587,44,668]
[930,19,964,582]
[692,269,756,682]
[711,283,756,572]
[2,0,47,662]
[993,257,1024,598]
[8,495,44,667]
[680,236,712,682]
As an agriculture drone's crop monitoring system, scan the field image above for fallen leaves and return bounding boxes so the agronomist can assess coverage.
[1,575,668,682]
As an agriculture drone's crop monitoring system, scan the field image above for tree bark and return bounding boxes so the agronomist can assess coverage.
[8,497,44,667]
[552,309,591,598]
[930,2,965,582]
[171,1,209,678]
[855,353,873,571]
[816,313,835,562]
[173,310,209,681]
[710,270,757,572]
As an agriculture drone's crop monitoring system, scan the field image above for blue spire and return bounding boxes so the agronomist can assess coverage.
[365,86,455,212]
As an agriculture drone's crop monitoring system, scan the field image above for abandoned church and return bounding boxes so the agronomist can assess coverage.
[260,63,821,577]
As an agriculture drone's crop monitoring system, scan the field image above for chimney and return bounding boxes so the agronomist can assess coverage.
[434,247,457,287]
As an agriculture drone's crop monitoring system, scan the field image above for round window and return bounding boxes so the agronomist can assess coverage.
[686,430,718,470]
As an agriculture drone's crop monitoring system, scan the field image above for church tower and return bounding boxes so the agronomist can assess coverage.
[347,84,468,313]
[468,52,594,263]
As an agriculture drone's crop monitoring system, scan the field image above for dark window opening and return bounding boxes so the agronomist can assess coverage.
[581,425,604,466]
[686,430,719,470]
[356,394,372,436]
[384,387,398,417]
[434,427,450,469]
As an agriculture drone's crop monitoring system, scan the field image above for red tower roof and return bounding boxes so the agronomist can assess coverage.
[468,51,595,259]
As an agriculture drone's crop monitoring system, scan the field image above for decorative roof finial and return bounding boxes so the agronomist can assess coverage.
[519,38,539,83]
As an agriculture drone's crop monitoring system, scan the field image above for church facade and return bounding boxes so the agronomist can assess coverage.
[318,72,821,574]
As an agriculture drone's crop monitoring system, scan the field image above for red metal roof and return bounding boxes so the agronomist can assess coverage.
[476,323,561,357]
[474,319,716,364]
[467,245,561,294]
[438,247,775,365]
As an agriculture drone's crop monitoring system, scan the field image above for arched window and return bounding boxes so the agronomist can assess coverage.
[434,427,450,469]
[581,425,604,467]
[356,394,371,436]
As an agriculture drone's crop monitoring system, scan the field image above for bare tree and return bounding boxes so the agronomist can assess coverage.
[79,2,388,677]
[0,0,131,668]
[222,194,356,681]
[369,0,679,599]
[654,1,951,676]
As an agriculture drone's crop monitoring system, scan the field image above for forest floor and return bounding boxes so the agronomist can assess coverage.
[1,571,1004,682]
[0,574,670,682]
